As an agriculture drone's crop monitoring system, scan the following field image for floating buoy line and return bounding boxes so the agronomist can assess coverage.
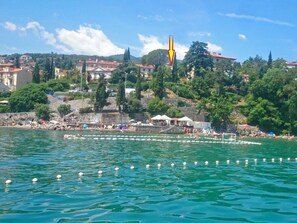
[3,157,297,185]
[63,134,262,145]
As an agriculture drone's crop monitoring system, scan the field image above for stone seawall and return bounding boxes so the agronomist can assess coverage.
[0,112,36,126]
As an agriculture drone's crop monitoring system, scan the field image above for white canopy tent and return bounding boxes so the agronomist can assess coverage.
[178,116,193,126]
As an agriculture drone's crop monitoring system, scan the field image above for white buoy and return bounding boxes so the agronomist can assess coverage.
[78,172,84,176]
[32,178,38,183]
[236,160,240,165]
[215,160,219,165]
[98,170,103,174]
[287,157,290,161]
[245,160,248,165]
[157,163,161,168]
[115,167,119,171]
[5,179,12,184]
[205,161,208,165]
[171,163,175,167]
[263,158,266,162]
[194,161,198,165]
[130,166,135,170]
[146,164,150,169]
[279,158,283,162]
[295,158,297,162]
[226,160,230,164]
[56,174,62,180]
[254,159,257,163]
[183,162,187,166]
[272,158,275,163]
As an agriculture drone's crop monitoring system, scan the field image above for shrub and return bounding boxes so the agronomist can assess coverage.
[57,104,71,117]
[47,79,70,92]
[34,103,50,120]
[79,107,93,114]
[0,106,10,113]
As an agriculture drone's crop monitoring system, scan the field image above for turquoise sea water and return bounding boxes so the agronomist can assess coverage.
[0,128,297,223]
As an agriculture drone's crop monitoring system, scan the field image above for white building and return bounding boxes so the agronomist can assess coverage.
[0,67,32,91]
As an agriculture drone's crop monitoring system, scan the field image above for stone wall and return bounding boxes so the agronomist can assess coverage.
[0,112,36,126]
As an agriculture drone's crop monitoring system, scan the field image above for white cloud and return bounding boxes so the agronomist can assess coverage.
[207,42,222,53]
[218,12,294,27]
[238,33,247,40]
[137,14,170,22]
[2,21,17,31]
[56,26,124,56]
[137,34,188,60]
[4,21,124,56]
[188,31,211,37]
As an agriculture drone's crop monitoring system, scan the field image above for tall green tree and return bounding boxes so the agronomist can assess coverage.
[141,49,168,66]
[81,60,86,74]
[123,48,131,63]
[94,74,109,112]
[116,77,126,112]
[171,52,178,82]
[153,65,166,99]
[50,57,55,79]
[32,64,40,84]
[183,41,213,77]
[14,55,20,68]
[44,58,51,82]
[267,51,273,68]
[135,68,142,100]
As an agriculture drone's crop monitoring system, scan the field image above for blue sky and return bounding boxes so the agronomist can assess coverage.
[1,0,297,62]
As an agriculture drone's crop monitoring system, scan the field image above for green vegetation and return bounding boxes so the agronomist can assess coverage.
[34,103,50,120]
[9,84,48,112]
[57,104,71,117]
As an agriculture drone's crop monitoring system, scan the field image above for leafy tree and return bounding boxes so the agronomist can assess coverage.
[166,107,184,118]
[94,74,109,112]
[135,68,142,100]
[47,79,70,92]
[241,55,268,81]
[141,49,168,67]
[50,57,55,79]
[126,96,142,113]
[57,104,71,117]
[191,76,210,98]
[116,77,126,111]
[171,52,178,82]
[34,103,50,120]
[9,84,48,112]
[32,64,40,84]
[183,41,213,77]
[198,93,233,131]
[147,97,169,115]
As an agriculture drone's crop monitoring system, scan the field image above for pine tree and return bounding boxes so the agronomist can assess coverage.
[50,57,55,79]
[172,52,178,82]
[94,74,109,112]
[135,68,142,100]
[82,60,86,74]
[268,51,272,68]
[32,64,40,83]
[116,77,126,112]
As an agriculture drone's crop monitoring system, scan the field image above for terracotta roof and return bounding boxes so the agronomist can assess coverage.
[0,63,14,67]
[210,53,236,61]
[286,62,297,66]
[79,60,120,66]
[136,64,155,69]
[0,68,23,73]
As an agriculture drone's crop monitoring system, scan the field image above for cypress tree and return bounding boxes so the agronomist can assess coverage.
[123,48,131,63]
[172,52,178,82]
[135,68,142,100]
[116,77,126,112]
[44,58,51,81]
[32,64,40,83]
[14,55,20,68]
[268,51,272,68]
[82,60,86,74]
[94,74,109,112]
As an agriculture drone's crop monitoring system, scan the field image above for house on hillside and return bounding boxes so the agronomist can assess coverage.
[286,61,297,69]
[76,59,120,72]
[136,64,155,77]
[0,67,32,91]
[20,54,32,62]
[210,53,236,64]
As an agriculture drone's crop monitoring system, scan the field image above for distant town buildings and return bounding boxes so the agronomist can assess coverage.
[286,61,297,69]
